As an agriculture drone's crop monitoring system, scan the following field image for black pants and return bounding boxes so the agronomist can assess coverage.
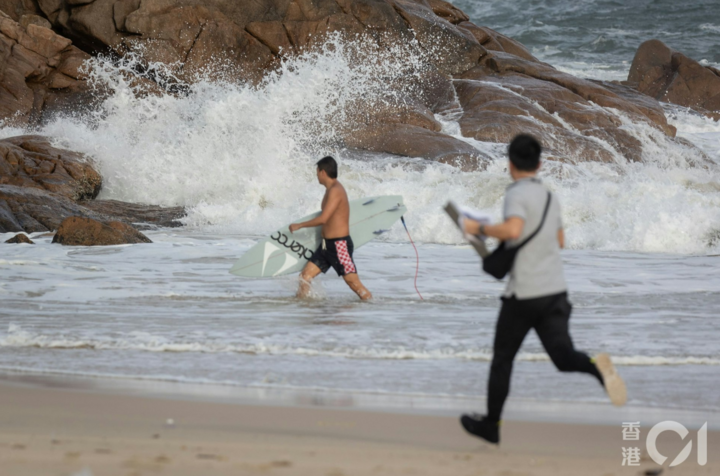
[487,292,603,422]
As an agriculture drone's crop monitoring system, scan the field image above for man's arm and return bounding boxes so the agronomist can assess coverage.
[558,228,565,249]
[290,188,342,232]
[464,217,524,241]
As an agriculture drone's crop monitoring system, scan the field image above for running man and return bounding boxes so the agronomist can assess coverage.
[459,135,626,444]
[290,156,372,300]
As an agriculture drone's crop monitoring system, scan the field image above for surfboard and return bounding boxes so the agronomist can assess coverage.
[230,195,406,277]
[444,201,490,258]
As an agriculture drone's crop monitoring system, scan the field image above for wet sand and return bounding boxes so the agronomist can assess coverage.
[1,378,717,476]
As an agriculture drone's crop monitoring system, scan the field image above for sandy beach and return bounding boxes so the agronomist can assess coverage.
[0,376,716,476]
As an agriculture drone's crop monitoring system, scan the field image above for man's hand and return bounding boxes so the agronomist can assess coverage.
[289,223,302,233]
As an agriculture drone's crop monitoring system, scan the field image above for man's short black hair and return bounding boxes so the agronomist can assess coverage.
[316,156,338,179]
[508,134,542,171]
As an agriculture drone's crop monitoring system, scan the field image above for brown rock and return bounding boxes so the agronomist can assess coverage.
[452,66,676,164]
[426,0,467,25]
[457,22,540,63]
[0,0,42,21]
[77,199,185,229]
[0,184,94,232]
[0,183,185,233]
[390,0,485,75]
[478,51,676,137]
[0,10,91,126]
[344,122,490,170]
[20,14,52,30]
[4,232,34,243]
[629,39,720,119]
[0,135,102,200]
[52,216,152,246]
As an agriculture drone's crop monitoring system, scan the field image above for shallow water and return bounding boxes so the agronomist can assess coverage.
[1,232,718,411]
[1,0,719,416]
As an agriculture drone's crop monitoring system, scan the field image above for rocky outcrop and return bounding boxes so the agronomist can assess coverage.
[77,199,186,229]
[0,10,91,126]
[4,232,33,243]
[628,39,720,120]
[0,0,42,22]
[0,135,101,200]
[0,0,699,170]
[51,215,152,245]
[0,183,96,232]
[0,135,185,232]
[0,183,185,233]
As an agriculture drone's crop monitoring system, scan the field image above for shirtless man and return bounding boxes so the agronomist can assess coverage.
[289,156,372,300]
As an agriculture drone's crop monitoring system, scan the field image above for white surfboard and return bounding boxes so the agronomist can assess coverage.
[230,195,406,277]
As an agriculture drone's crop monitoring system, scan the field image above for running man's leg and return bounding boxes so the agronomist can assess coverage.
[343,273,372,300]
[487,297,534,422]
[297,261,322,298]
[533,292,603,383]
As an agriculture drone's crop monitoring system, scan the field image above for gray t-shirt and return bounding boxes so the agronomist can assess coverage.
[502,177,567,299]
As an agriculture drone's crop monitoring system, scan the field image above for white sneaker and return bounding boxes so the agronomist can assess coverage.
[595,353,627,406]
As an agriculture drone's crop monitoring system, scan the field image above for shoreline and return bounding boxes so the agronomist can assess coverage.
[1,371,717,430]
[1,373,717,475]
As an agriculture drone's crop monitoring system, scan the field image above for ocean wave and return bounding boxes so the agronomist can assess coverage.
[0,35,718,253]
[2,326,717,366]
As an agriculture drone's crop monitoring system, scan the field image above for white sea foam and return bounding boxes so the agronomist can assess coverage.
[2,325,716,366]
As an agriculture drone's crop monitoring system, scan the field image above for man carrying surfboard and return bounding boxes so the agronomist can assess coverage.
[458,135,626,445]
[289,156,372,301]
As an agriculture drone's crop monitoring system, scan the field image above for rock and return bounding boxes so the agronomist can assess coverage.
[0,183,96,232]
[344,123,491,170]
[4,232,34,243]
[77,199,186,229]
[628,39,720,119]
[0,135,102,200]
[476,51,676,137]
[0,0,42,21]
[453,64,676,163]
[0,10,92,126]
[0,184,186,233]
[457,22,541,63]
[389,0,486,75]
[52,216,152,245]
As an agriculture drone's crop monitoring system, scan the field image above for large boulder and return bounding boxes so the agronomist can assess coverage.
[51,215,152,245]
[33,0,485,83]
[0,0,698,168]
[0,0,42,21]
[0,183,96,232]
[0,10,92,126]
[628,39,720,120]
[0,135,101,200]
[0,183,185,233]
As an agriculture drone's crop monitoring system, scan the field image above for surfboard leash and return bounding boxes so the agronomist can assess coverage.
[400,216,423,300]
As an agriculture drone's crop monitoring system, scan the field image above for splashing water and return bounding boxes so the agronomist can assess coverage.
[2,34,719,253]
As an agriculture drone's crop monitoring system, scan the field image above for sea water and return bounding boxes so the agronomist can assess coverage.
[1,2,719,415]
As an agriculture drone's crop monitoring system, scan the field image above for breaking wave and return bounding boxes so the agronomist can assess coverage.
[1,35,718,253]
[2,325,717,366]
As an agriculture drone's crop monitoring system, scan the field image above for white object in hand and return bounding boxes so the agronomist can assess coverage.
[456,205,492,240]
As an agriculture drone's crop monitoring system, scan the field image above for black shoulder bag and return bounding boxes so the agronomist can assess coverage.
[482,191,551,280]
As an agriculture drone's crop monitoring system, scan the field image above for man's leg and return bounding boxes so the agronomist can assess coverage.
[297,262,322,298]
[533,293,604,383]
[343,273,372,301]
[461,296,533,444]
[486,296,534,421]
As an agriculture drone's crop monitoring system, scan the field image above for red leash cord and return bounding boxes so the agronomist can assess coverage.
[401,216,423,300]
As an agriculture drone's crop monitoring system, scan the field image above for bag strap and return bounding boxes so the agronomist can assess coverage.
[515,191,551,250]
